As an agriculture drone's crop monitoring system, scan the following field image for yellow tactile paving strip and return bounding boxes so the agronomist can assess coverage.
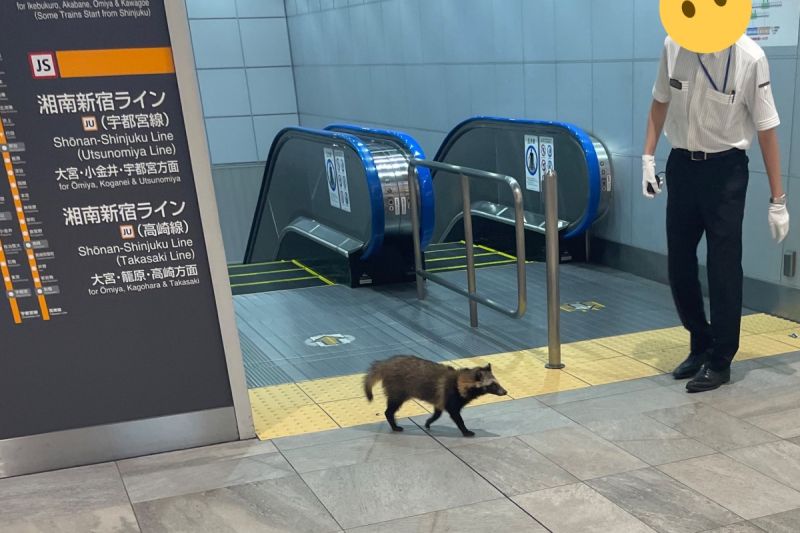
[248,313,800,441]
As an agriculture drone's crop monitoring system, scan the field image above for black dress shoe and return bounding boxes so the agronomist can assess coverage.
[672,351,710,380]
[686,364,730,393]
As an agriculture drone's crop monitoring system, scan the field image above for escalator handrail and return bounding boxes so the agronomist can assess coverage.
[433,115,602,239]
[325,123,436,249]
[244,127,385,262]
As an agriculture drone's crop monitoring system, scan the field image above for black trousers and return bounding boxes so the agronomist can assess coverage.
[666,149,749,371]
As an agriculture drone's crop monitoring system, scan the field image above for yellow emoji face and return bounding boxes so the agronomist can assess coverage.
[660,0,752,53]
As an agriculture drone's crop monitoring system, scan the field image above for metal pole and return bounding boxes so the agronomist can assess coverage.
[461,173,478,327]
[408,163,426,300]
[510,179,527,317]
[544,169,563,369]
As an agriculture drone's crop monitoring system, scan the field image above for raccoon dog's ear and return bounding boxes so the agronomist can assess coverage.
[484,363,492,371]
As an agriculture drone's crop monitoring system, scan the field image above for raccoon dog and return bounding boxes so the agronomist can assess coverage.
[364,355,507,437]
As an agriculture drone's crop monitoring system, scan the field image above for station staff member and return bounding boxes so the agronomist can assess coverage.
[643,34,789,393]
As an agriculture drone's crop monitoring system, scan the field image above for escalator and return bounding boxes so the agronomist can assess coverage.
[431,116,612,261]
[240,126,434,293]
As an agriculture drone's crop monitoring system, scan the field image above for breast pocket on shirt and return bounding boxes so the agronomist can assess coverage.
[669,79,691,116]
[704,89,740,131]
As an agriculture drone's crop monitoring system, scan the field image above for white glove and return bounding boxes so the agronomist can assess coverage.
[642,154,661,198]
[769,202,790,243]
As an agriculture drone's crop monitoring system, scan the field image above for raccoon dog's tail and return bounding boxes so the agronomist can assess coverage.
[364,361,384,402]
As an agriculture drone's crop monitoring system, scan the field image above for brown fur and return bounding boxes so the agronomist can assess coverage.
[364,355,507,436]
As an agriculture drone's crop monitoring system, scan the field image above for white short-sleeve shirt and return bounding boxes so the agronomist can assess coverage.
[653,35,780,153]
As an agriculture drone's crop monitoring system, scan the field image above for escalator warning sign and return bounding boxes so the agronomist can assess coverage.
[334,149,351,213]
[524,134,540,192]
[324,148,340,209]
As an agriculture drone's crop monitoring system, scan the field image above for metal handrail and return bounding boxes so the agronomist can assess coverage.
[408,159,527,326]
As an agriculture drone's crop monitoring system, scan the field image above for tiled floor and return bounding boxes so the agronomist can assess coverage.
[5,352,800,532]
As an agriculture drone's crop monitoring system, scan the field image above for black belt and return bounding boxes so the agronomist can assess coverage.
[674,148,742,161]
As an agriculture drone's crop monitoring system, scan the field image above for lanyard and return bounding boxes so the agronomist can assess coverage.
[697,47,732,94]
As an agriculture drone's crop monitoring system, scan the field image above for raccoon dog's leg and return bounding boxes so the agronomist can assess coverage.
[385,396,406,432]
[424,409,442,429]
[447,408,474,437]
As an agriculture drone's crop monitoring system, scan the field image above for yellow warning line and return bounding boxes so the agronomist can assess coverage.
[428,259,516,273]
[291,260,335,286]
[247,312,800,441]
[229,267,304,279]
[473,243,518,261]
[229,260,290,269]
[230,275,318,288]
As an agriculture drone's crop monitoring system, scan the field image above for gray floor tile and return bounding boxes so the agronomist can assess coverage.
[122,451,295,504]
[701,524,766,533]
[518,426,647,480]
[645,403,779,452]
[752,508,800,532]
[746,407,800,440]
[274,423,398,452]
[117,439,278,475]
[761,351,800,367]
[764,357,800,375]
[300,450,500,529]
[658,454,800,520]
[345,498,547,532]
[615,438,717,467]
[582,414,683,441]
[726,441,800,491]
[513,482,656,532]
[450,437,578,496]
[587,468,741,533]
[133,475,340,533]
[414,405,577,448]
[0,462,132,526]
[583,415,716,466]
[282,428,441,473]
[537,378,661,407]
[698,384,800,420]
[0,506,140,533]
[553,387,696,424]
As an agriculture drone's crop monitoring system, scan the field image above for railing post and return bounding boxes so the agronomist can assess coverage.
[461,173,479,327]
[408,162,426,300]
[544,169,563,369]
[509,179,527,317]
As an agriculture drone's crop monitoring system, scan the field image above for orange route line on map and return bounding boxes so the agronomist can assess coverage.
[0,237,21,324]
[0,120,49,320]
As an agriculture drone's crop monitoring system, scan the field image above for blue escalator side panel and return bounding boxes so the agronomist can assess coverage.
[435,116,602,239]
[245,126,385,262]
[325,124,435,249]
